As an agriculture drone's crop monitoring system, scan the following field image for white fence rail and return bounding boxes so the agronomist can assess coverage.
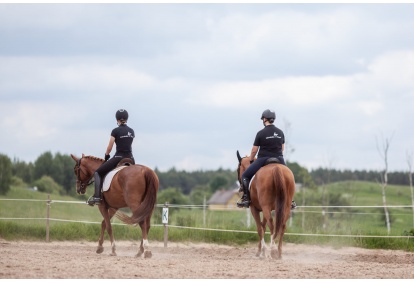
[1,197,413,243]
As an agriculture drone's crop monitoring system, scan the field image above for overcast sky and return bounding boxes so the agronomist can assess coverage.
[1,3,414,172]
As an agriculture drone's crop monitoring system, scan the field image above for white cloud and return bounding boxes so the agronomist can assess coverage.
[191,49,414,111]
[1,4,414,172]
[192,75,351,109]
[1,102,61,139]
[356,101,384,117]
[367,50,414,89]
[0,56,157,95]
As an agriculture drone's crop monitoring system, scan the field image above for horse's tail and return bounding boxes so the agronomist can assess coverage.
[272,165,288,241]
[115,168,159,225]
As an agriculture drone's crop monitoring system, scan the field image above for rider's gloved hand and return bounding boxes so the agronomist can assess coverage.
[105,154,110,161]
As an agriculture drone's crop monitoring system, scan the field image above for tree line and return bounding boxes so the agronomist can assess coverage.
[0,151,411,201]
[310,167,411,186]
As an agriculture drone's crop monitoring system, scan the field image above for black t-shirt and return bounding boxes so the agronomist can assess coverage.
[253,124,285,158]
[111,124,135,153]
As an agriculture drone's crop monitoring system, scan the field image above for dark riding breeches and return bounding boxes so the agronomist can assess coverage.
[95,154,135,178]
[242,156,286,180]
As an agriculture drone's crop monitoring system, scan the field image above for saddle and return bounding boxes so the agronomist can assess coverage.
[264,157,281,166]
[101,158,135,192]
[117,158,135,167]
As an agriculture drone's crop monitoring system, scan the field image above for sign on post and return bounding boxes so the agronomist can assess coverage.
[163,202,169,248]
[162,206,169,224]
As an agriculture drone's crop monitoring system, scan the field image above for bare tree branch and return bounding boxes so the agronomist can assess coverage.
[375,132,393,235]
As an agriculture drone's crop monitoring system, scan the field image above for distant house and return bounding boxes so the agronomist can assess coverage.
[207,188,240,211]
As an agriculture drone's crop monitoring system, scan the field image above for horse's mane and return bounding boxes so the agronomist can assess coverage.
[83,155,105,162]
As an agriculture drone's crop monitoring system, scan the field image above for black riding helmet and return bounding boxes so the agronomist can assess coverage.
[115,109,129,121]
[261,109,276,120]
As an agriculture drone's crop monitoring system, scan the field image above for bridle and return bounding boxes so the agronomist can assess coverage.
[236,161,242,184]
[236,157,247,184]
[74,157,94,192]
[236,156,254,184]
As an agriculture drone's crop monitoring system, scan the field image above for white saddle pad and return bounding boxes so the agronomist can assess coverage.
[102,166,128,192]
[248,175,256,191]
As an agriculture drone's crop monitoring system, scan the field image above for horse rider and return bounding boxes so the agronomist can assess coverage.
[237,109,297,209]
[87,109,135,206]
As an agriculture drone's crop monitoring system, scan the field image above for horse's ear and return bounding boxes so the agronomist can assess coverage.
[236,150,242,163]
[82,153,85,157]
[70,154,78,161]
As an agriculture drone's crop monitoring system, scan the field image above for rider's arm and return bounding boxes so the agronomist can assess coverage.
[249,146,259,162]
[105,136,115,155]
[282,143,285,153]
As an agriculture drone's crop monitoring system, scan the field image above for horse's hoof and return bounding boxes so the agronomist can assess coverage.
[270,249,282,260]
[144,250,152,258]
[96,246,104,254]
[110,252,117,256]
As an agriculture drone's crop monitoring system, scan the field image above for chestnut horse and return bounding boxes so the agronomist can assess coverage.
[237,150,295,259]
[71,154,158,258]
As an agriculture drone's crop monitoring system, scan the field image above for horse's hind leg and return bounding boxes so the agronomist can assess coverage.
[251,206,265,258]
[136,217,152,258]
[261,208,277,260]
[261,208,276,259]
[276,223,287,260]
[97,219,105,254]
[98,206,117,256]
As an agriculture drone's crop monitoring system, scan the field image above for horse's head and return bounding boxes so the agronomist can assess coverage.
[236,150,254,182]
[71,154,103,195]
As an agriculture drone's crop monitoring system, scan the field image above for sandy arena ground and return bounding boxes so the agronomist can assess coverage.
[0,238,413,279]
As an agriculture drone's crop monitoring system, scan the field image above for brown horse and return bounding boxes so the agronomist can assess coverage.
[71,154,158,258]
[236,151,295,259]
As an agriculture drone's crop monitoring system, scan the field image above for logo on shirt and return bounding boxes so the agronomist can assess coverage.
[120,132,134,139]
[266,132,281,139]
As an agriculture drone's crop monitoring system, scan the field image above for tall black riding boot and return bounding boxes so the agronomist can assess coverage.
[87,172,102,206]
[237,178,251,208]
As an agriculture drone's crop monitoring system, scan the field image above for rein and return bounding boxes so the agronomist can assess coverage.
[74,158,94,191]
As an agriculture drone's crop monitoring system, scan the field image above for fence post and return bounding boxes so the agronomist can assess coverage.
[46,194,51,242]
[203,196,206,227]
[162,202,169,248]
[246,207,250,227]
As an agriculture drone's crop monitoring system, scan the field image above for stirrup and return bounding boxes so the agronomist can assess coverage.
[291,200,297,210]
[236,196,251,208]
[87,196,101,206]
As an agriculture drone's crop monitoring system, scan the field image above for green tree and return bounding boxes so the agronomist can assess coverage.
[157,187,190,205]
[12,158,34,184]
[33,175,65,195]
[52,153,76,194]
[209,176,228,192]
[0,154,13,195]
[288,161,316,189]
[189,185,211,205]
[33,151,54,181]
